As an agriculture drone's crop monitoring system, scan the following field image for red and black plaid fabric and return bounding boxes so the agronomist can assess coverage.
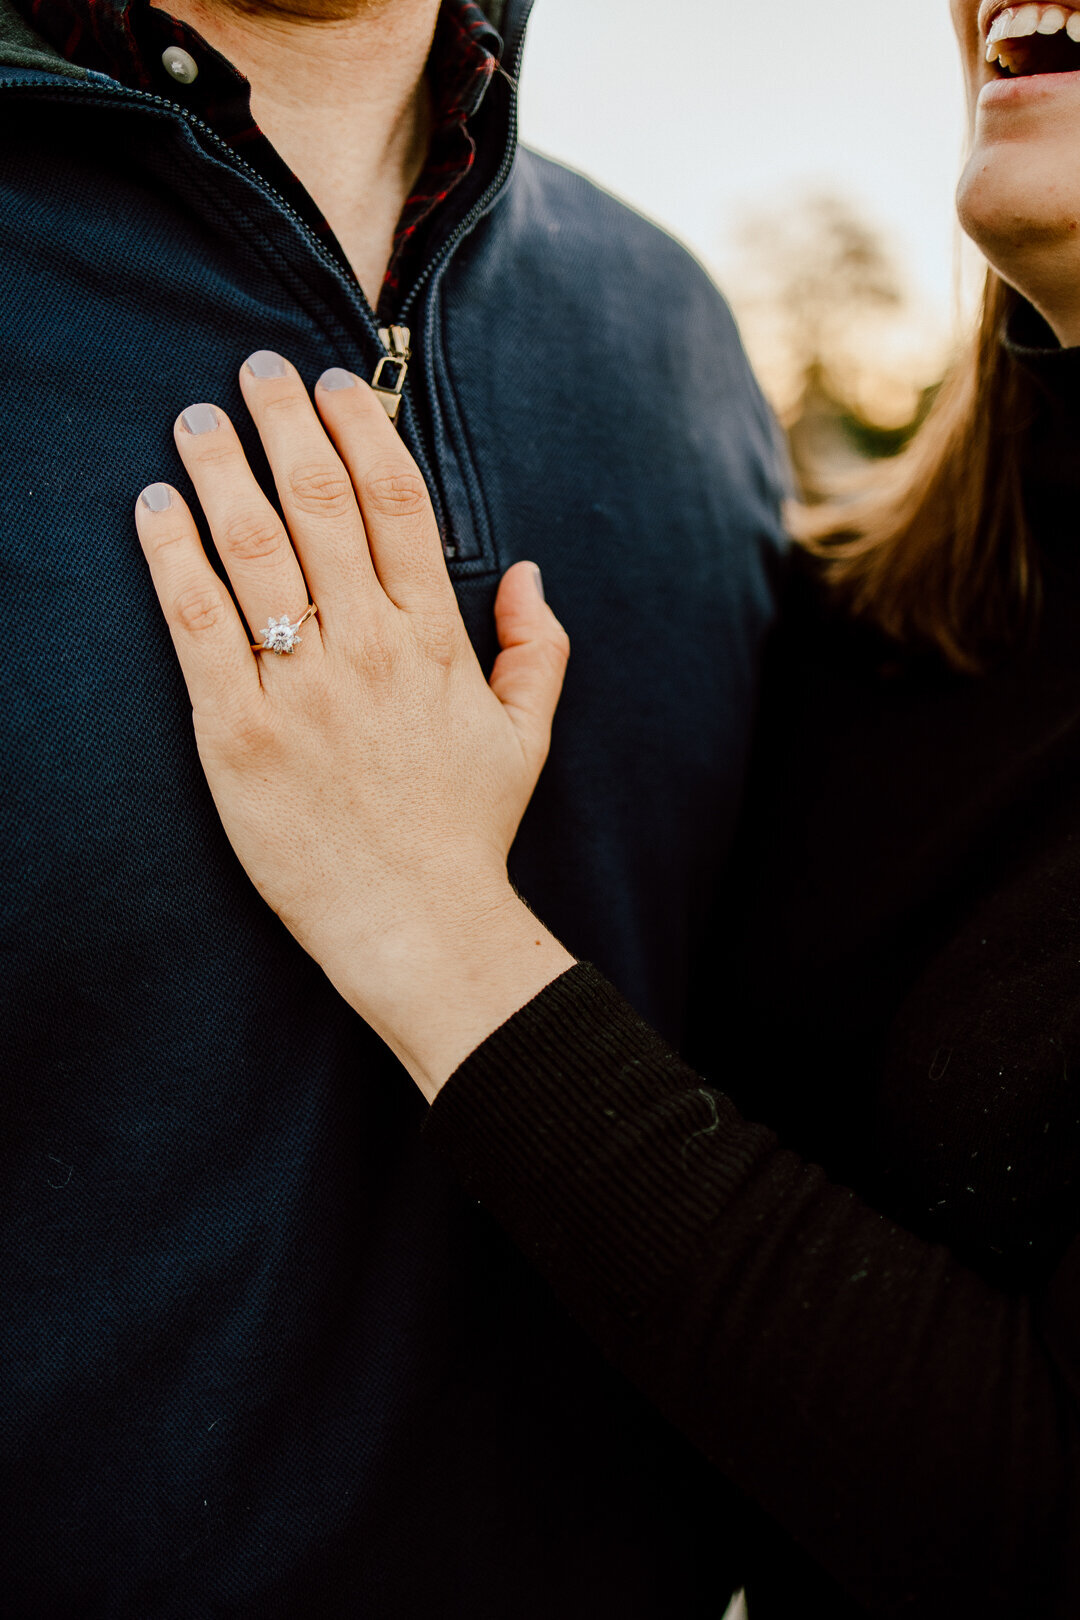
[17,0,500,316]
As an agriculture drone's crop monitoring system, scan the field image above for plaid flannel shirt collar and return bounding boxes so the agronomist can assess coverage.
[15,0,501,314]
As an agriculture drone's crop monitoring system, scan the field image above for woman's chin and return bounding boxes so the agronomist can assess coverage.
[958,163,1080,313]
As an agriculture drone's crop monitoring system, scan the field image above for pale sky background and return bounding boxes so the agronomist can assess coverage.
[518,0,975,402]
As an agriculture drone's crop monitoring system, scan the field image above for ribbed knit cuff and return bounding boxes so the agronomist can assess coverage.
[423,963,776,1323]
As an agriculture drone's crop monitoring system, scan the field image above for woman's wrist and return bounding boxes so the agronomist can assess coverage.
[325,881,576,1102]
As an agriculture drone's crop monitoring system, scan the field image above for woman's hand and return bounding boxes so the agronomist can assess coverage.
[134,353,575,1096]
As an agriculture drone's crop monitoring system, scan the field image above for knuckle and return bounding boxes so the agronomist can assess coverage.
[219,510,289,563]
[183,437,237,473]
[258,389,304,421]
[302,669,334,716]
[235,713,275,756]
[363,464,430,521]
[173,583,227,636]
[417,613,459,668]
[285,463,355,519]
[361,624,397,684]
[146,524,190,559]
[543,629,571,670]
[220,707,277,763]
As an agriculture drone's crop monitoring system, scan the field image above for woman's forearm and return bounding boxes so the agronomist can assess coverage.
[423,964,1080,1618]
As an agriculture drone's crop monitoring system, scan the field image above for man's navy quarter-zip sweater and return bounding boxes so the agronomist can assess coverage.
[0,2,787,1613]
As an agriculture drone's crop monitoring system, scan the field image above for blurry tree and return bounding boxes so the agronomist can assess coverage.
[724,192,946,496]
[737,193,903,392]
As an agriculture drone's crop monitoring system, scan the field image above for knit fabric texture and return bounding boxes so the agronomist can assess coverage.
[425,317,1080,1616]
[0,0,787,1608]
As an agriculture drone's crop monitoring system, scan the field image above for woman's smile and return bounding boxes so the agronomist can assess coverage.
[982,2,1080,74]
[978,4,1080,114]
[971,3,1080,101]
[965,1,1080,97]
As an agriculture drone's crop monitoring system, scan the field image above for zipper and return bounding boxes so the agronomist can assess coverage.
[384,54,524,562]
[0,61,523,359]
[394,67,520,331]
[0,71,458,541]
[0,52,523,555]
[371,324,411,422]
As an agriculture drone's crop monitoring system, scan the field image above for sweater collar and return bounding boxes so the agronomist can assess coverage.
[1001,301,1080,572]
[1002,298,1080,403]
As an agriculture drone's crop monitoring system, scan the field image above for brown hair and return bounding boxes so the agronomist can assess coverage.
[795,272,1038,672]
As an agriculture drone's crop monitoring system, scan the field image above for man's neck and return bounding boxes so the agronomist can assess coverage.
[152,0,441,306]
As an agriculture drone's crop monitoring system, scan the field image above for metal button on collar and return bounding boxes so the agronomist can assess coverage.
[161,46,199,85]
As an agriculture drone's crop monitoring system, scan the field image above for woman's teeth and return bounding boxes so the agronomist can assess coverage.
[987,3,1080,68]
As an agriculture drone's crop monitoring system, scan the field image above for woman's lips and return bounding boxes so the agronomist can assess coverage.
[979,63,1080,98]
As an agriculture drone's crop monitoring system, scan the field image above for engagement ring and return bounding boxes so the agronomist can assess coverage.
[251,603,318,655]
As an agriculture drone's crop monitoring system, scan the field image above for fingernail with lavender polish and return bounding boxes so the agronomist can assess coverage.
[181,403,219,435]
[318,368,356,391]
[140,483,172,512]
[246,350,286,379]
[533,566,545,602]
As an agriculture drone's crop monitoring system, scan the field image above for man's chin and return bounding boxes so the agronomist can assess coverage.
[226,0,387,21]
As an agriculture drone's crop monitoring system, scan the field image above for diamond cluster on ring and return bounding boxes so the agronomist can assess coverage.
[260,615,302,654]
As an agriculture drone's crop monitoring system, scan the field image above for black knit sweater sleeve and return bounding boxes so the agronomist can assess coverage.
[423,964,1080,1619]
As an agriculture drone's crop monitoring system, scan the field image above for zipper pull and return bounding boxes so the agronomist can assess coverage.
[372,325,411,424]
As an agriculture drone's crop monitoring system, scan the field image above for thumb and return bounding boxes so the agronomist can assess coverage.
[489,561,571,775]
